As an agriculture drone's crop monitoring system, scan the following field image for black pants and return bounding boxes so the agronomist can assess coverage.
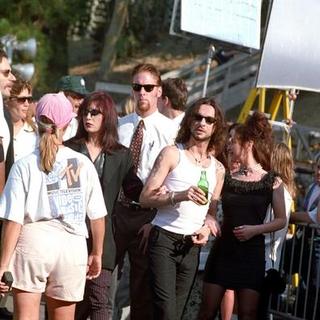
[75,268,118,320]
[114,202,156,320]
[149,227,200,320]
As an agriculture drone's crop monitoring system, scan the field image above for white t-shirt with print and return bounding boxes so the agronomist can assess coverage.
[0,146,107,237]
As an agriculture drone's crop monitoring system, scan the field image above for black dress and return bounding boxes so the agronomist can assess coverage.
[204,171,275,291]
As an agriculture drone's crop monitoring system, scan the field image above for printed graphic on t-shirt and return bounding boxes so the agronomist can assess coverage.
[46,158,84,226]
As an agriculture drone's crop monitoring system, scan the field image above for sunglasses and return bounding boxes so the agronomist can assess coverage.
[132,83,159,92]
[192,113,216,125]
[0,69,13,78]
[10,96,33,103]
[83,109,102,117]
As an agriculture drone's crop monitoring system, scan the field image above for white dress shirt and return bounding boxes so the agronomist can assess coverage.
[63,117,79,141]
[13,122,38,161]
[118,110,176,184]
[172,112,185,132]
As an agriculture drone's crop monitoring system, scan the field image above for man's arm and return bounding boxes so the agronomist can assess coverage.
[140,145,209,208]
[290,211,314,224]
[139,146,179,208]
[204,159,225,236]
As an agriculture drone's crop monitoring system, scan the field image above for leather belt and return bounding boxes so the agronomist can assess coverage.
[119,201,154,212]
[155,226,194,241]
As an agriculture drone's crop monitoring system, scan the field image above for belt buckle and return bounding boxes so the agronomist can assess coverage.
[130,203,141,211]
[182,234,192,243]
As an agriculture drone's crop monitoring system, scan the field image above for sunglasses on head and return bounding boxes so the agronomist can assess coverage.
[11,96,33,103]
[132,83,159,92]
[83,109,102,117]
[192,113,216,125]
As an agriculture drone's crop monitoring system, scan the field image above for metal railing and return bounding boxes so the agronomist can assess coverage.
[269,223,320,320]
[184,52,260,110]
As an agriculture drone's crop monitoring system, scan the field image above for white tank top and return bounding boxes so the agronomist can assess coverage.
[152,144,217,235]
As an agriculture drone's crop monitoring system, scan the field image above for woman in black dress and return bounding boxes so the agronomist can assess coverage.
[199,112,286,320]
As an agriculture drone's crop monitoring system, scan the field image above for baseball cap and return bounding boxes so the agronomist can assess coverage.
[36,92,76,128]
[56,75,89,96]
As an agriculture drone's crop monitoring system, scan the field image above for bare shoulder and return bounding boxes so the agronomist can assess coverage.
[150,145,179,177]
[273,176,283,190]
[213,158,226,176]
[160,145,179,159]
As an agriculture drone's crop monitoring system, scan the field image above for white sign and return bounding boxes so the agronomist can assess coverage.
[257,0,320,92]
[181,0,262,49]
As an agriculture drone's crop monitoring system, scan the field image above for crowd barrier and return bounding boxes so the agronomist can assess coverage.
[269,223,320,320]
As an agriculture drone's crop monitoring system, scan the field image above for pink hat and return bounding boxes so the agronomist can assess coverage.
[36,92,75,128]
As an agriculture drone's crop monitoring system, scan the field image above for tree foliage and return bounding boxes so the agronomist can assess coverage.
[0,0,87,94]
[0,0,173,91]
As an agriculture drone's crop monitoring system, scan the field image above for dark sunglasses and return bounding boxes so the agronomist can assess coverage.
[83,109,102,117]
[10,96,33,103]
[132,83,159,92]
[192,113,216,125]
[0,69,12,77]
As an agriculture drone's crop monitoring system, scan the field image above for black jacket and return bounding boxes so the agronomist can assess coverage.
[4,107,14,180]
[64,138,143,270]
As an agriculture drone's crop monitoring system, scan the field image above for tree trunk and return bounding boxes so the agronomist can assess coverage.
[99,0,129,80]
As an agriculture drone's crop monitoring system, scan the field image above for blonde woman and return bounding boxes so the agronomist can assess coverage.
[0,92,106,319]
[258,142,296,319]
[265,142,296,270]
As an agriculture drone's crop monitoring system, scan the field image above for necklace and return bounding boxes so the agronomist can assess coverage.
[189,149,209,166]
[238,163,262,176]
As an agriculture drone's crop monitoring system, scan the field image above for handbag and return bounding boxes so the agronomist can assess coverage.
[264,232,286,294]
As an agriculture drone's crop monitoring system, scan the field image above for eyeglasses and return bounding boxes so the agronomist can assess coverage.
[83,109,102,117]
[192,113,216,125]
[0,69,13,78]
[10,96,33,103]
[132,83,159,92]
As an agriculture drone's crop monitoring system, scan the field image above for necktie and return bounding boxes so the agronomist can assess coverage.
[118,120,144,204]
[130,120,144,173]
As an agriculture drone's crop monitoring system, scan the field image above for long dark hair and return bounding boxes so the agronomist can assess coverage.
[176,97,227,155]
[75,91,123,154]
[235,112,274,170]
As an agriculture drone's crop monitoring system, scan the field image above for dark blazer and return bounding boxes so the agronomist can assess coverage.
[4,107,14,180]
[64,139,143,270]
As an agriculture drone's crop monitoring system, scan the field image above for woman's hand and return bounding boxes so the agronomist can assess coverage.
[192,225,211,246]
[233,225,257,241]
[0,269,11,296]
[205,215,221,237]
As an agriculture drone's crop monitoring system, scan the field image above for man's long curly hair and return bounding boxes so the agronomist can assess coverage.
[175,97,227,156]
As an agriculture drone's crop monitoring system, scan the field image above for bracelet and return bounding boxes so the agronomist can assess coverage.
[169,191,177,206]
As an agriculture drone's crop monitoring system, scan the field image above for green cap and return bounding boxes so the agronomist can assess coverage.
[56,75,89,96]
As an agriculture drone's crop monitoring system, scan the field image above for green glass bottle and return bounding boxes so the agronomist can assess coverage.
[197,170,209,204]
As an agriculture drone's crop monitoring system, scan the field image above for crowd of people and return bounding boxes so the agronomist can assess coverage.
[0,46,319,320]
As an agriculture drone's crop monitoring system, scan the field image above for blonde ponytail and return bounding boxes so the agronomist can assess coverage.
[38,121,62,174]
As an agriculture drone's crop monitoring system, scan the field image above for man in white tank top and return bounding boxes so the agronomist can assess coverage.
[140,97,226,320]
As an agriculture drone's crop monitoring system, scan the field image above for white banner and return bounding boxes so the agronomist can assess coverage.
[257,0,320,92]
[181,0,261,49]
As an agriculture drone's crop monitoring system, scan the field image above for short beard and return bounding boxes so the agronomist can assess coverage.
[191,131,211,143]
[136,100,151,116]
